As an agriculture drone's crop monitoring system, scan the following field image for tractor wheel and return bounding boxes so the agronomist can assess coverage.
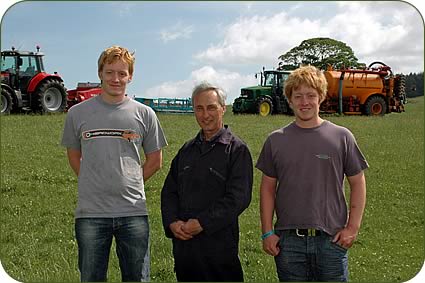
[258,98,273,116]
[1,88,13,115]
[394,74,407,103]
[32,79,67,113]
[364,96,387,116]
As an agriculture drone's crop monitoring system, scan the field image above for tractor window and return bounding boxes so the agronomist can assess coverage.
[19,56,38,77]
[278,73,290,87]
[1,56,16,73]
[264,73,276,86]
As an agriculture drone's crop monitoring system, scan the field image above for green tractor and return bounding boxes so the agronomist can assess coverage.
[232,68,292,116]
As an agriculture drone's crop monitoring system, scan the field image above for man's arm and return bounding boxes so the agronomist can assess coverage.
[161,151,187,239]
[143,149,162,182]
[66,148,82,176]
[260,174,280,256]
[196,144,253,235]
[333,171,366,249]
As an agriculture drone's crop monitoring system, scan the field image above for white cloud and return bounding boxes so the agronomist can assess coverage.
[195,2,423,74]
[160,22,194,43]
[144,66,257,103]
[195,11,326,67]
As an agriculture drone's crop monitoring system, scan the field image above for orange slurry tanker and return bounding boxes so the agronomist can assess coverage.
[321,61,406,115]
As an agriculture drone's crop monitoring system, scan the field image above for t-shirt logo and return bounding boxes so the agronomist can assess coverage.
[315,154,331,160]
[83,129,141,142]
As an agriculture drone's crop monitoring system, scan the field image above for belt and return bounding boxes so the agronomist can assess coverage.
[291,229,323,237]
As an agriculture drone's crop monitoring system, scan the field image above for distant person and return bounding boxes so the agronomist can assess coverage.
[61,45,167,282]
[257,65,368,282]
[161,82,253,282]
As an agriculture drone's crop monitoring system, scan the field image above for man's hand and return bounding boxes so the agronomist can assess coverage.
[170,220,193,241]
[262,234,280,256]
[332,225,359,249]
[181,219,203,236]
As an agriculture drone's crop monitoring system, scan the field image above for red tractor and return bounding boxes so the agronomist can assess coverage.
[1,46,67,114]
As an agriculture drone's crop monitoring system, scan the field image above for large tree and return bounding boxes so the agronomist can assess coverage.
[278,37,362,70]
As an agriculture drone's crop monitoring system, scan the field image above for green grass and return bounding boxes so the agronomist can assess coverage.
[1,97,423,282]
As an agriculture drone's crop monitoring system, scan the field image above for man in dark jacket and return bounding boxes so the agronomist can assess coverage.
[161,82,253,282]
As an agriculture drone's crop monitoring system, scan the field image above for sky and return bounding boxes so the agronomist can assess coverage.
[1,0,424,105]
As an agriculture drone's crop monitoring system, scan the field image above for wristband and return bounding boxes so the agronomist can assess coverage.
[261,230,275,240]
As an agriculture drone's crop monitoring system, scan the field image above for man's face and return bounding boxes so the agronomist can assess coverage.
[98,60,132,98]
[289,84,321,124]
[193,90,226,140]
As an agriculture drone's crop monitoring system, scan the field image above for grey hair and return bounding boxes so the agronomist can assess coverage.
[191,81,227,106]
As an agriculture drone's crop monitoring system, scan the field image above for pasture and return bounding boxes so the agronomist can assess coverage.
[0,97,423,282]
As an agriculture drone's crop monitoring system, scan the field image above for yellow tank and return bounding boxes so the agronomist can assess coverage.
[324,70,385,104]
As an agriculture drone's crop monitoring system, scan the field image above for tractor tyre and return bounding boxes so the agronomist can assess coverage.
[394,75,407,103]
[364,96,387,116]
[1,88,13,115]
[32,79,67,113]
[258,98,273,116]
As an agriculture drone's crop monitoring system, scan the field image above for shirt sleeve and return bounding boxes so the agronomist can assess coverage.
[142,107,168,154]
[61,109,81,150]
[344,130,369,176]
[255,135,277,178]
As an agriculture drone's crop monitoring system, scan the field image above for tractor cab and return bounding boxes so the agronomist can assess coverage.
[262,70,290,98]
[1,47,44,92]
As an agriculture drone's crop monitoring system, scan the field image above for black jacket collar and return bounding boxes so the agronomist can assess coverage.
[192,125,233,146]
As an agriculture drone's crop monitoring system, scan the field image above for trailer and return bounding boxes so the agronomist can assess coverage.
[135,97,193,113]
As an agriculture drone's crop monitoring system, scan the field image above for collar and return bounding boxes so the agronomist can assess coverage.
[193,125,232,145]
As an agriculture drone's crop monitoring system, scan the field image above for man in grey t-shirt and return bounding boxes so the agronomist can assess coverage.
[256,66,368,282]
[61,46,167,282]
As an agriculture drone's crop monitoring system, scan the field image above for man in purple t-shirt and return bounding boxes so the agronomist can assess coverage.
[256,65,368,282]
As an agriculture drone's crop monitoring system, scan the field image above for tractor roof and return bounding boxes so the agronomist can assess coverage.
[264,70,292,74]
[1,50,44,57]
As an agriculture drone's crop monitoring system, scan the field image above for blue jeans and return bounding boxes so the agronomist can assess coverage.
[75,216,150,282]
[274,230,348,282]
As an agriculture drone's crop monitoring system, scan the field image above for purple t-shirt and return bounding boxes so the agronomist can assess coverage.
[256,120,369,235]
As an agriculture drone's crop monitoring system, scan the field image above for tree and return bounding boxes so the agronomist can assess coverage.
[278,37,362,70]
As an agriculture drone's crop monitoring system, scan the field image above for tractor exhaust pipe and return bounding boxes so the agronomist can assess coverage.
[338,71,345,114]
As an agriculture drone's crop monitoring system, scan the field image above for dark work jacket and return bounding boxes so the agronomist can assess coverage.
[161,126,253,252]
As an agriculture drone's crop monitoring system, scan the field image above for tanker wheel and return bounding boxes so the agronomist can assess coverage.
[258,98,273,116]
[364,96,387,116]
[1,88,13,115]
[32,79,67,113]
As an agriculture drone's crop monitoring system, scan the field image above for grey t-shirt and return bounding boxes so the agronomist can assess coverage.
[61,95,167,218]
[256,120,369,235]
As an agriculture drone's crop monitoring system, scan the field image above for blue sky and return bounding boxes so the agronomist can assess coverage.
[1,1,424,104]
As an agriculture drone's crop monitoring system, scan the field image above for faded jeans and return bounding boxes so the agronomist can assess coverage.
[274,230,348,282]
[75,216,150,282]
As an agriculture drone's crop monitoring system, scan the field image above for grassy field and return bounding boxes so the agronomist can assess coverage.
[0,97,423,282]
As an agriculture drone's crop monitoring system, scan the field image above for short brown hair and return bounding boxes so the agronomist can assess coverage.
[97,46,135,75]
[284,65,328,103]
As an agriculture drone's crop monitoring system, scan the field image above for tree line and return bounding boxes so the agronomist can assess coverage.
[405,72,424,98]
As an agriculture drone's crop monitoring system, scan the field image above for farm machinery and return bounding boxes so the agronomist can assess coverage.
[66,82,102,110]
[135,97,193,113]
[66,83,194,114]
[232,62,406,116]
[1,46,67,114]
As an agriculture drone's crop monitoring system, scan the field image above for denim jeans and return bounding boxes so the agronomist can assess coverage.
[75,216,150,282]
[274,230,348,282]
